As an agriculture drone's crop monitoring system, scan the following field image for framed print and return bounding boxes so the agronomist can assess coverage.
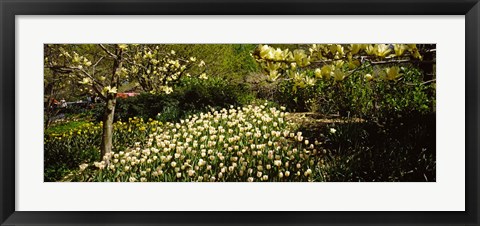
[1,0,479,225]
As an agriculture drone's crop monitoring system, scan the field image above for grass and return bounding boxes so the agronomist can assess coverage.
[46,120,91,134]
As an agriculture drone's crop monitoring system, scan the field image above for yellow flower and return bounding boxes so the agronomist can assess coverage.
[305,77,316,87]
[314,68,322,78]
[293,49,310,67]
[335,45,345,57]
[375,44,391,58]
[273,48,285,61]
[268,70,280,81]
[162,86,173,94]
[350,44,362,54]
[386,66,402,80]
[320,65,333,79]
[333,69,345,81]
[102,86,117,94]
[328,44,337,54]
[79,163,88,171]
[199,73,208,80]
[259,45,272,59]
[393,44,407,56]
[118,44,128,50]
[304,169,312,176]
[365,44,376,55]
[365,73,373,81]
[79,77,91,85]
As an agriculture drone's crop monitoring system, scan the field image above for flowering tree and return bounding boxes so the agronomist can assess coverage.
[252,44,433,91]
[45,44,207,159]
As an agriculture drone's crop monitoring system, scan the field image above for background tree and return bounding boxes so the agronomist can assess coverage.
[45,44,206,159]
[253,44,430,83]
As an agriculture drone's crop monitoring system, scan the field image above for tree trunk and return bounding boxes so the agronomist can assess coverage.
[99,44,123,161]
[100,96,116,160]
[44,76,56,130]
[419,44,435,81]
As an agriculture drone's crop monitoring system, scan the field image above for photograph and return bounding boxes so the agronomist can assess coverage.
[43,43,436,182]
[2,0,477,224]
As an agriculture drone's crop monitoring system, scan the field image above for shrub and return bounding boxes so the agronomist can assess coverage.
[44,117,162,181]
[176,76,255,112]
[272,65,435,120]
[314,112,436,181]
[44,122,102,181]
[92,76,256,123]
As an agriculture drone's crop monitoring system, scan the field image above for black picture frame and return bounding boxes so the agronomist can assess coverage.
[1,0,479,225]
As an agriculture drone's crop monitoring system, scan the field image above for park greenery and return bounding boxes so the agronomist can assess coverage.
[44,44,436,182]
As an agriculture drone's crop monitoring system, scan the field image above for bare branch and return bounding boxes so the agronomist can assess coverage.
[91,84,107,101]
[369,59,413,65]
[78,68,105,88]
[405,79,436,86]
[91,56,104,78]
[47,64,107,100]
[93,56,105,68]
[370,59,435,65]
[99,44,117,59]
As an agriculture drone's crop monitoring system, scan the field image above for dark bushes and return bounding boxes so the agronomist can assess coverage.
[93,76,255,122]
[272,66,435,120]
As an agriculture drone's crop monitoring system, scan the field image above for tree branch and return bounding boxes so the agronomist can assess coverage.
[99,44,117,59]
[91,84,107,101]
[369,59,435,65]
[48,65,107,100]
[92,56,104,77]
[405,79,436,86]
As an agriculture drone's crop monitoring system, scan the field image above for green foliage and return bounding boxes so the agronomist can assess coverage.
[275,76,323,112]
[274,65,435,120]
[45,120,90,134]
[44,118,160,181]
[161,44,260,79]
[44,123,101,181]
[176,76,255,112]
[92,76,256,123]
[369,66,435,119]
